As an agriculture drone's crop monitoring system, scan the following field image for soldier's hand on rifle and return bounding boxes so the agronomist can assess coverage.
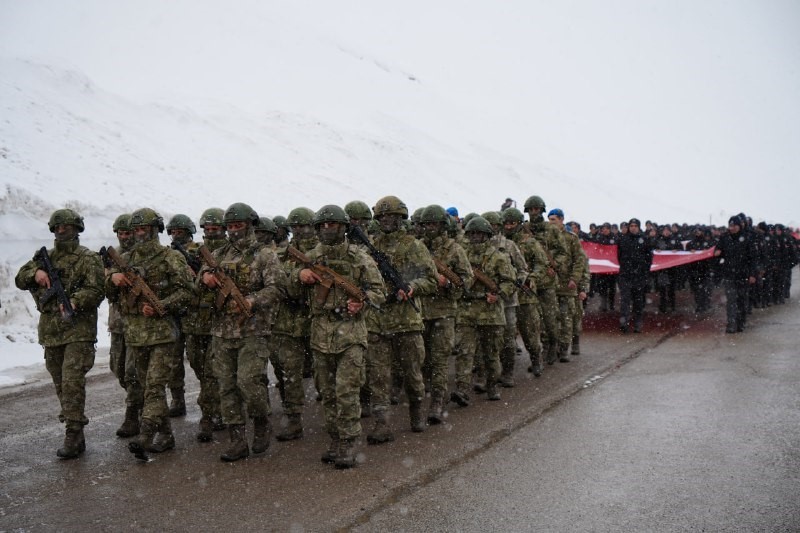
[58,302,71,317]
[111,273,131,287]
[546,267,556,278]
[578,290,587,301]
[568,279,577,290]
[230,296,253,314]
[299,268,322,285]
[35,269,51,288]
[437,274,450,288]
[202,272,218,288]
[486,292,498,304]
[346,298,364,315]
[397,287,414,301]
[142,303,157,317]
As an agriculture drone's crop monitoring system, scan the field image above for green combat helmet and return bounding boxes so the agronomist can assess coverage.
[313,205,350,227]
[481,211,502,226]
[224,202,259,225]
[464,215,494,236]
[462,212,479,228]
[501,207,525,224]
[523,195,546,213]
[344,200,373,221]
[48,208,85,233]
[199,207,226,228]
[411,207,424,224]
[272,215,288,229]
[130,207,165,232]
[286,207,315,226]
[420,204,449,224]
[256,217,278,234]
[166,214,197,235]
[112,213,132,233]
[373,195,409,219]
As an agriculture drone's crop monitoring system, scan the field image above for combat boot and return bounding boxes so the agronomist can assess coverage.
[449,383,471,407]
[150,419,175,453]
[211,413,225,431]
[168,388,186,417]
[390,384,402,405]
[321,433,339,464]
[528,351,543,377]
[499,370,515,388]
[276,413,304,442]
[116,405,140,438]
[251,417,272,454]
[409,401,426,433]
[571,335,581,355]
[427,393,444,425]
[221,424,249,462]
[57,423,85,459]
[129,419,157,461]
[366,410,394,445]
[334,438,357,469]
[558,342,571,363]
[486,383,501,401]
[472,368,486,393]
[197,416,214,442]
[545,342,558,365]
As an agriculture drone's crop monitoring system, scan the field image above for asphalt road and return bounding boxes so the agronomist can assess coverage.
[1,274,798,532]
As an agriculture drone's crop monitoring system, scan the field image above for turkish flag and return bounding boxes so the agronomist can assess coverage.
[582,241,716,275]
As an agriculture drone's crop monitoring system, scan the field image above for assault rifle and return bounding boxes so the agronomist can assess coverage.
[432,257,464,288]
[105,246,167,316]
[515,279,535,296]
[99,246,113,269]
[286,246,378,310]
[198,245,253,318]
[171,240,202,274]
[34,247,75,321]
[470,264,499,295]
[348,225,419,311]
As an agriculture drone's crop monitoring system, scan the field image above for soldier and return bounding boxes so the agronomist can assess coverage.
[714,215,757,333]
[451,216,516,405]
[183,208,227,442]
[106,214,144,438]
[291,205,385,468]
[272,215,290,248]
[106,208,193,459]
[547,209,589,360]
[502,207,548,375]
[254,216,278,248]
[617,218,654,333]
[164,213,199,418]
[418,204,473,423]
[523,195,569,365]
[199,203,282,461]
[481,211,526,387]
[269,207,318,443]
[363,195,437,442]
[15,208,105,458]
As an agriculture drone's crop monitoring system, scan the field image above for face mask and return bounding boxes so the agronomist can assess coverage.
[54,225,78,242]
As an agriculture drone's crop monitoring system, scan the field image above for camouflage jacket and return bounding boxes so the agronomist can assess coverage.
[16,239,105,347]
[507,227,548,304]
[182,237,225,335]
[458,240,516,327]
[198,233,282,339]
[556,230,589,296]
[289,239,385,353]
[372,228,437,334]
[105,239,193,347]
[420,234,473,320]
[526,216,569,290]
[489,234,524,307]
[272,236,318,338]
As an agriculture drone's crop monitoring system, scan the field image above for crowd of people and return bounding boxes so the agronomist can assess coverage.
[14,197,798,469]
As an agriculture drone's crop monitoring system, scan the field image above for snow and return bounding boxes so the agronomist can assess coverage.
[2,1,799,385]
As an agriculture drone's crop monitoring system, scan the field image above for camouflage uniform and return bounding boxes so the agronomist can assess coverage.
[452,216,517,405]
[199,203,282,461]
[503,208,549,376]
[270,208,318,442]
[554,223,589,360]
[106,208,193,458]
[365,196,438,440]
[419,205,473,423]
[290,206,385,467]
[15,209,105,458]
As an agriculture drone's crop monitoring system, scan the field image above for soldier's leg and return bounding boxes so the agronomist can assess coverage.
[212,337,246,425]
[618,277,632,331]
[517,302,543,375]
[167,331,186,417]
[499,304,518,386]
[186,333,219,440]
[366,334,394,444]
[109,332,126,389]
[44,345,66,422]
[426,317,454,402]
[139,343,173,429]
[452,324,478,406]
[314,349,339,437]
[557,295,573,362]
[275,334,307,441]
[58,342,95,427]
[537,288,559,364]
[334,345,367,441]
[631,278,646,331]
[394,332,427,431]
[571,295,584,355]
[479,325,504,400]
[237,336,271,419]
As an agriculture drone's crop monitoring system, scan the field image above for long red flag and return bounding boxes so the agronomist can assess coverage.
[581,241,716,275]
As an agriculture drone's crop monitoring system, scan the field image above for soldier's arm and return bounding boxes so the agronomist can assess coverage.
[249,248,283,309]
[406,241,438,296]
[358,253,387,307]
[70,252,106,311]
[160,252,194,313]
[14,258,40,291]
[449,242,474,300]
[495,254,517,300]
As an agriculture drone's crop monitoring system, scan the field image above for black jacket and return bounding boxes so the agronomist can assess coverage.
[617,232,654,279]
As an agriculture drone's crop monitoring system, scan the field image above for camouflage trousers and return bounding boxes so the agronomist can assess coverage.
[454,324,503,389]
[129,342,174,427]
[212,336,271,425]
[557,295,576,345]
[367,331,426,411]
[314,345,366,440]
[423,317,455,398]
[572,296,584,337]
[186,334,221,420]
[537,288,559,347]
[268,333,310,416]
[168,329,186,392]
[44,342,95,426]
[516,302,542,359]
[109,331,126,389]
[500,305,518,375]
